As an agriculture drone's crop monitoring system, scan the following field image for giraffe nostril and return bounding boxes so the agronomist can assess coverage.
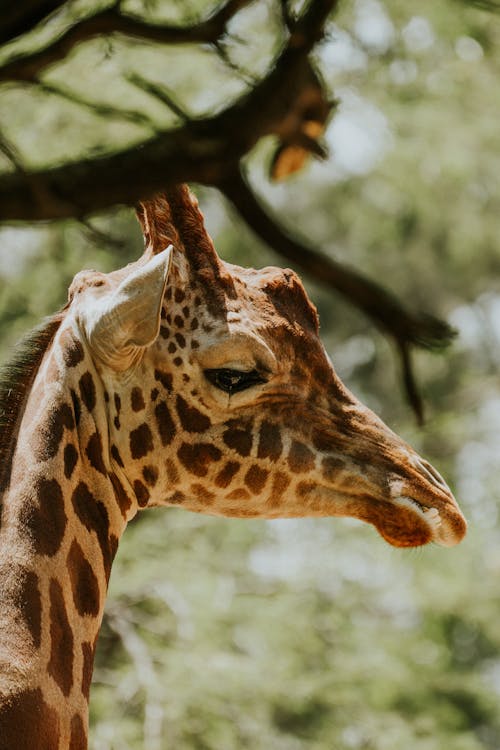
[412,456,449,492]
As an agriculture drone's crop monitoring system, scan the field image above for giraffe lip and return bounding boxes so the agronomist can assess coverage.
[394,495,465,547]
[402,496,426,512]
[395,494,441,520]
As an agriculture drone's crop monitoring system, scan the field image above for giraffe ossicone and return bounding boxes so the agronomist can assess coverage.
[0,184,466,749]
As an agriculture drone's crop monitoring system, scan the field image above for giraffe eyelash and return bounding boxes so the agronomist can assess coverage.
[204,368,267,395]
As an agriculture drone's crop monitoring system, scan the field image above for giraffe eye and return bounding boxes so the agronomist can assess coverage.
[204,368,267,394]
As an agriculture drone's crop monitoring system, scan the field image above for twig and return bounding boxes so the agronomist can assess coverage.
[0,0,256,82]
[213,39,260,86]
[399,342,424,425]
[36,80,156,129]
[0,131,25,171]
[0,0,68,45]
[78,219,126,251]
[460,0,500,9]
[126,73,188,121]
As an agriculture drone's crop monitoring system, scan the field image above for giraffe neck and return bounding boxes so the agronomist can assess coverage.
[0,321,135,750]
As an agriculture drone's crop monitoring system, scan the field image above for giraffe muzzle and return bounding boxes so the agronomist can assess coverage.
[387,453,467,548]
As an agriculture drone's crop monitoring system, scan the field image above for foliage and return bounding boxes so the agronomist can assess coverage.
[1,0,500,749]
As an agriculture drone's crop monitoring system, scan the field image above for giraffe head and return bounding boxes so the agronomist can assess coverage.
[68,185,466,548]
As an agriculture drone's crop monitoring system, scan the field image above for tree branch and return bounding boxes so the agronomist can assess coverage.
[0,0,337,221]
[0,0,67,45]
[0,0,255,83]
[126,73,188,121]
[36,80,156,129]
[399,343,424,425]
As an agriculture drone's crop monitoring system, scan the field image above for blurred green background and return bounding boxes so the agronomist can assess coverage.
[1,1,500,748]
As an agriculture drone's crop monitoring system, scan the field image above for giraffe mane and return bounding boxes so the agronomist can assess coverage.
[0,312,65,502]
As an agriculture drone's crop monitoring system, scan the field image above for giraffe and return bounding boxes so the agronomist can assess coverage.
[0,184,466,749]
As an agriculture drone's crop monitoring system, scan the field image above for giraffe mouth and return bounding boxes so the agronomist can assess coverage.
[393,495,461,548]
[395,495,442,528]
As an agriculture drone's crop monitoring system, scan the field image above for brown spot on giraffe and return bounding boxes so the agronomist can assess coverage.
[169,490,187,504]
[0,688,60,749]
[21,570,42,650]
[108,535,119,581]
[245,465,269,494]
[130,423,154,459]
[78,372,96,412]
[268,472,292,507]
[297,480,316,499]
[111,444,124,468]
[85,432,107,475]
[177,442,222,476]
[257,421,283,461]
[71,482,112,578]
[288,440,315,473]
[109,471,132,517]
[64,443,79,479]
[142,465,158,487]
[189,483,215,505]
[34,402,74,461]
[81,642,94,700]
[69,713,87,750]
[215,461,241,488]
[226,487,252,501]
[154,369,173,392]
[21,478,67,557]
[70,389,81,427]
[0,564,42,649]
[134,479,150,507]
[223,420,253,457]
[61,330,85,368]
[312,428,335,453]
[322,456,346,482]
[131,387,145,412]
[48,578,74,697]
[67,540,101,617]
[155,401,176,446]
[176,395,211,432]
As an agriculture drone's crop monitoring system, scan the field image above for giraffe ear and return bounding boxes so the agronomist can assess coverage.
[85,245,173,369]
